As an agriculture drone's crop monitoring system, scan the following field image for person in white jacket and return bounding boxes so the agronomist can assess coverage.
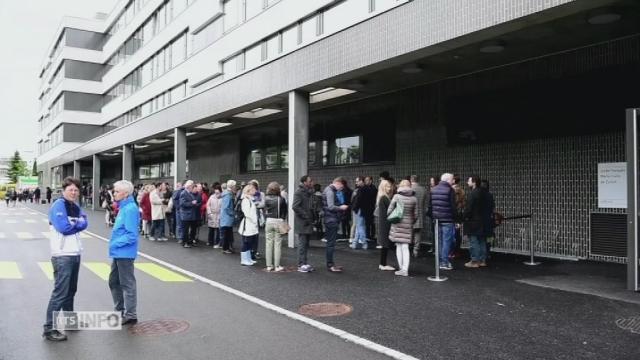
[43,177,88,342]
[238,183,259,265]
[149,183,167,241]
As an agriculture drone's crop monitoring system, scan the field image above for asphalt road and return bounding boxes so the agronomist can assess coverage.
[3,201,640,360]
[0,204,400,360]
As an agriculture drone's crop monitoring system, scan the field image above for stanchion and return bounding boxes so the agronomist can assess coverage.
[523,217,541,266]
[428,219,448,282]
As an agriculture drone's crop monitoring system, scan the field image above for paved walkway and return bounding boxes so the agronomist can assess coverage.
[23,202,640,360]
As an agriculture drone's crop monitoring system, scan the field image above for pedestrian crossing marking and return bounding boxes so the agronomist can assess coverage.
[134,263,193,282]
[6,219,17,224]
[16,232,34,239]
[0,232,5,239]
[24,219,36,223]
[83,262,111,281]
[38,262,54,280]
[0,261,23,279]
[42,219,49,223]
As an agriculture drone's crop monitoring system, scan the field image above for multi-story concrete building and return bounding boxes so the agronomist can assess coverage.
[36,0,640,286]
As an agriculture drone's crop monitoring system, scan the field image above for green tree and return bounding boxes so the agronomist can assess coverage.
[7,151,28,183]
[32,159,38,176]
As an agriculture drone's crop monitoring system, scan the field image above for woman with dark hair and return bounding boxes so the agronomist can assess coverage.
[46,186,52,204]
[263,182,288,272]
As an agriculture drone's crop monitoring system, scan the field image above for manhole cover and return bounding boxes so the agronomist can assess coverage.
[129,319,190,336]
[616,316,640,334]
[298,303,353,317]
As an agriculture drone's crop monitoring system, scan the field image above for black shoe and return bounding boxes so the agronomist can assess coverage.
[43,330,67,341]
[122,318,138,326]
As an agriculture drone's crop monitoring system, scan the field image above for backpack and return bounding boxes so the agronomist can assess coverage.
[234,198,244,224]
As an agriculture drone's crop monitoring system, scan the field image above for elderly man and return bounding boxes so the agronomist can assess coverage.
[43,177,88,341]
[108,180,140,325]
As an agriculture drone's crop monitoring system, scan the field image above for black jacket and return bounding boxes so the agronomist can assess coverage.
[293,185,314,234]
[463,187,491,236]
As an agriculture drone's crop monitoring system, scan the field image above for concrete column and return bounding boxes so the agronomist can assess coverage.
[173,128,187,186]
[73,160,81,179]
[626,108,639,292]
[92,155,101,211]
[122,144,134,182]
[287,90,309,248]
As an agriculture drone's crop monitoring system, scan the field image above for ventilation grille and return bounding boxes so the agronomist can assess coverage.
[590,213,627,258]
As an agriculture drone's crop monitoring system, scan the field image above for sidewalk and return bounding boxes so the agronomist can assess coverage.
[26,202,640,360]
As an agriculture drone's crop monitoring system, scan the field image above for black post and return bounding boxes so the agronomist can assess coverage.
[626,108,639,292]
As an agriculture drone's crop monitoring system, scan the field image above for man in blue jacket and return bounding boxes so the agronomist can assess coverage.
[43,177,88,341]
[108,180,140,325]
[430,173,457,270]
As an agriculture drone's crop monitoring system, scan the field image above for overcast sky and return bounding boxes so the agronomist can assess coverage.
[0,0,116,161]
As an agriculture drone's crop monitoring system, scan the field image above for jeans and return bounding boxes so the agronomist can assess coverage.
[265,219,283,268]
[166,213,175,236]
[175,215,184,241]
[151,219,165,238]
[352,210,368,248]
[297,233,311,266]
[469,235,487,262]
[221,226,233,251]
[324,222,339,268]
[438,222,455,266]
[208,227,220,246]
[242,234,258,252]
[109,259,137,320]
[44,255,80,331]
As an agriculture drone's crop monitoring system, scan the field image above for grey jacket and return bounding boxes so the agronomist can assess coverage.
[387,187,418,244]
[411,183,428,229]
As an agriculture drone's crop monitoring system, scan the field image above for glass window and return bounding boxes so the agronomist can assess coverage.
[374,0,402,13]
[244,44,261,70]
[247,149,262,171]
[324,0,368,34]
[141,100,152,116]
[170,83,186,103]
[158,49,166,76]
[223,0,242,32]
[300,15,317,45]
[280,145,288,169]
[141,60,152,86]
[308,142,317,167]
[266,33,280,60]
[142,19,154,46]
[281,25,297,53]
[223,55,239,79]
[245,0,263,19]
[264,146,279,170]
[332,136,360,165]
[171,33,186,66]
[157,6,167,32]
[173,0,188,15]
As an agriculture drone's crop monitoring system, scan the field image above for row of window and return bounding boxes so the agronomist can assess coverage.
[107,0,150,39]
[219,0,405,81]
[244,136,361,172]
[139,161,173,179]
[105,31,187,106]
[105,82,186,128]
[39,126,64,155]
[107,0,194,69]
[50,95,65,120]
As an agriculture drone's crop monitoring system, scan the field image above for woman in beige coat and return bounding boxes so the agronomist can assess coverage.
[387,180,418,276]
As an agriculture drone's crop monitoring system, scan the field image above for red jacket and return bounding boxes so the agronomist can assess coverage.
[200,192,209,217]
[141,192,152,221]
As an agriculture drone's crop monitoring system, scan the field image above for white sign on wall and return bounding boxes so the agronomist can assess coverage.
[598,162,627,209]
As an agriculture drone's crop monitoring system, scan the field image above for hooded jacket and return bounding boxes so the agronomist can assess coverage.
[109,195,140,259]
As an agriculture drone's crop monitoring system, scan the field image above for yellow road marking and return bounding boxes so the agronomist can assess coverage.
[135,263,193,282]
[38,262,54,280]
[83,262,111,281]
[0,262,23,279]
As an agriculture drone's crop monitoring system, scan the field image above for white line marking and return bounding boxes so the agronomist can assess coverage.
[24,219,36,223]
[26,206,417,360]
[16,232,34,239]
[0,232,5,239]
[6,219,17,224]
[42,219,49,223]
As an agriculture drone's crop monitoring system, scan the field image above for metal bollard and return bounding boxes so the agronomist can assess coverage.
[523,217,541,266]
[428,219,448,282]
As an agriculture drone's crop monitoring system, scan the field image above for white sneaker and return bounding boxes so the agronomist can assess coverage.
[321,238,327,242]
[394,270,408,276]
[148,237,157,241]
[159,237,168,241]
[379,265,396,271]
[213,245,221,249]
[274,266,285,272]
